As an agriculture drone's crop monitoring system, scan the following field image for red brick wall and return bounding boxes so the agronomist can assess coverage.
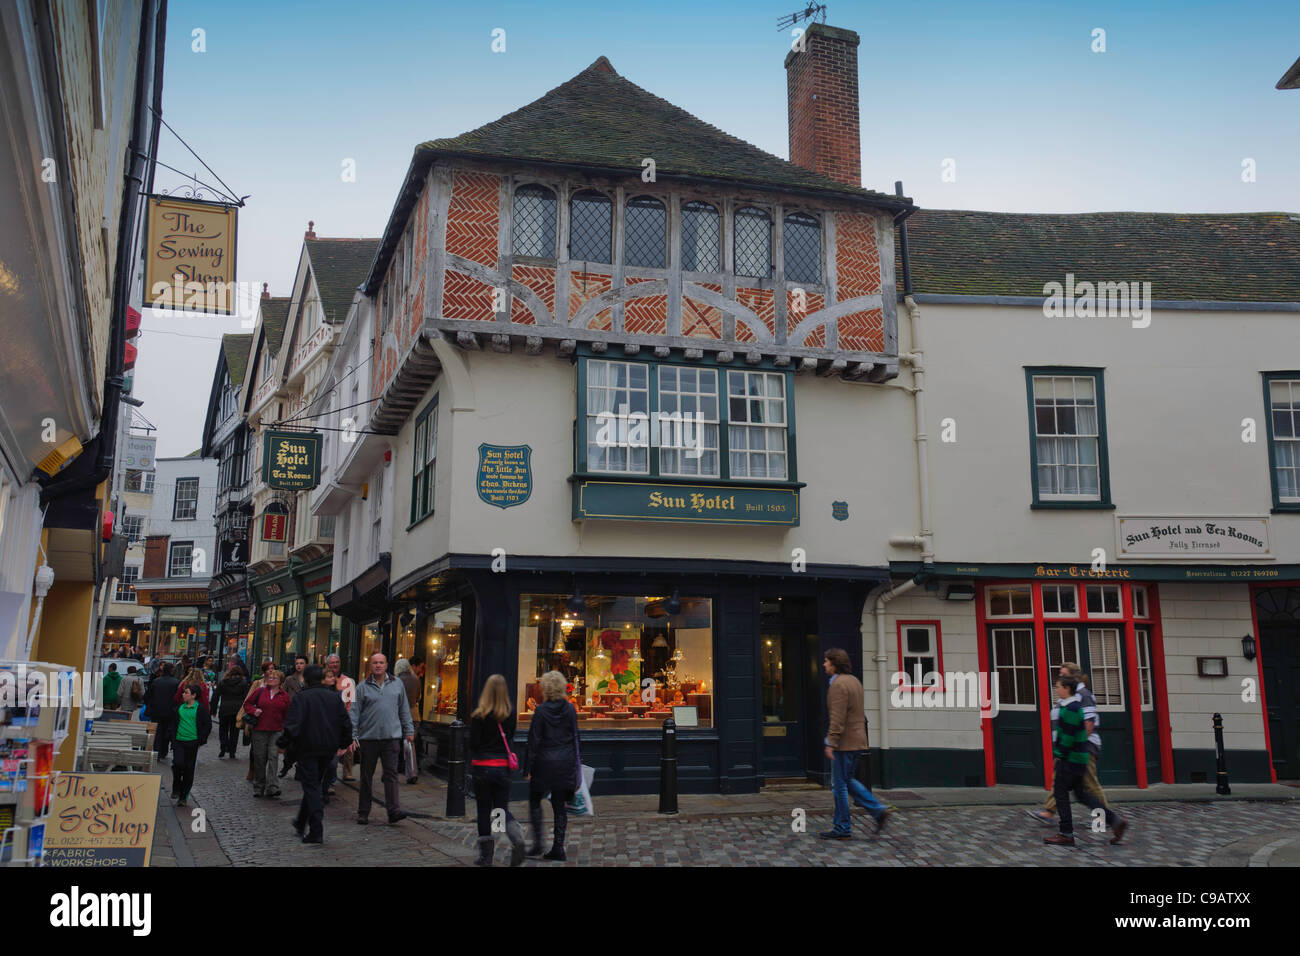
[510,263,556,325]
[446,170,499,267]
[786,25,861,188]
[735,288,776,343]
[682,284,723,339]
[624,277,668,335]
[570,271,612,329]
[834,209,883,351]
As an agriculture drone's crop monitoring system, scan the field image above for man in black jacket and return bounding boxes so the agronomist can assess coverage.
[281,665,353,845]
[144,663,181,761]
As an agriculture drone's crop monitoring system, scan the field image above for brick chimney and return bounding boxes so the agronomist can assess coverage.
[305,220,317,240]
[785,23,861,187]
[261,282,269,299]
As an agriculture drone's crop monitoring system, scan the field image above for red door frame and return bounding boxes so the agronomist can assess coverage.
[1121,584,1148,788]
[1247,583,1280,783]
[1145,585,1176,783]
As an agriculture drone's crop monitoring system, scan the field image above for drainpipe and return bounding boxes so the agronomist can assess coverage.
[870,574,920,754]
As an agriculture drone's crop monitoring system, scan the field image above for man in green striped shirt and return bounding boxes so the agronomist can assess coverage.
[1044,675,1129,847]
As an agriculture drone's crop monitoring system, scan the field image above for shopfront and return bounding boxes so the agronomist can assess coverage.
[250,556,346,670]
[388,559,885,795]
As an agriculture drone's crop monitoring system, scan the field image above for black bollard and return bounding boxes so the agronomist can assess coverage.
[446,718,467,817]
[1213,712,1231,795]
[658,718,678,814]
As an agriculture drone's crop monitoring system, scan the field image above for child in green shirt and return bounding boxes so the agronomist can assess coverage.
[1044,675,1128,847]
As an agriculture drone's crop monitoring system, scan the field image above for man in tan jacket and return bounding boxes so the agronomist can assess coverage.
[820,648,892,840]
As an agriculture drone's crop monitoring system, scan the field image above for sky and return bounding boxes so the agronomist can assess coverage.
[134,0,1300,456]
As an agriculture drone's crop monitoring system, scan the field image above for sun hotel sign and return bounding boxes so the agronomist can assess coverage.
[262,431,322,491]
[144,196,238,314]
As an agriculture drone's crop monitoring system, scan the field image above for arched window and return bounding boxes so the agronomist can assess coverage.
[681,201,720,272]
[783,212,821,284]
[734,206,772,278]
[624,195,666,268]
[569,190,612,264]
[512,183,557,258]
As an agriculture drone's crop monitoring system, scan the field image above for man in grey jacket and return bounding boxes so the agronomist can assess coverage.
[350,652,414,825]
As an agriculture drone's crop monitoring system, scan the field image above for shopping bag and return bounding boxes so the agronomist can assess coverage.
[402,738,417,776]
[566,764,596,816]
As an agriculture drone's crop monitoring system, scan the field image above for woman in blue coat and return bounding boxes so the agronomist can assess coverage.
[522,670,581,861]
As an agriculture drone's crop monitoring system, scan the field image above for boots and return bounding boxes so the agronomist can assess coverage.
[506,815,526,867]
[543,808,567,861]
[475,837,495,867]
[527,804,545,857]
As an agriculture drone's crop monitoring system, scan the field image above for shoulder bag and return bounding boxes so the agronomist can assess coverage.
[498,722,518,770]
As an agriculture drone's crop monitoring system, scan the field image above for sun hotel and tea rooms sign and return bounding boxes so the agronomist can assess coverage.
[262,431,322,490]
[144,196,238,314]
[1116,515,1271,560]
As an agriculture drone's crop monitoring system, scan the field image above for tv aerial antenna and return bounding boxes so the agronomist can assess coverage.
[777,3,827,31]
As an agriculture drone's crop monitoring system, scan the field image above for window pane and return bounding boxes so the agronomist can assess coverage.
[512,184,557,257]
[783,213,821,284]
[624,196,666,268]
[681,201,720,271]
[734,206,771,278]
[570,191,612,263]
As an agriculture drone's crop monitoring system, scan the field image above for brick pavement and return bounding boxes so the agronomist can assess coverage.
[160,742,1300,867]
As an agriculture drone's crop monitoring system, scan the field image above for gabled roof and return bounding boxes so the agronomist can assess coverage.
[261,296,292,352]
[366,56,913,294]
[899,210,1300,303]
[221,333,253,388]
[305,238,380,324]
[1278,55,1300,90]
[423,57,901,202]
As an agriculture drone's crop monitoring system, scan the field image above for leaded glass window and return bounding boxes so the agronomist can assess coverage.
[512,184,557,258]
[783,212,821,283]
[681,201,720,272]
[624,196,666,268]
[734,206,771,278]
[569,190,612,264]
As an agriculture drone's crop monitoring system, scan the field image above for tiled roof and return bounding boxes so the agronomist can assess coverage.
[900,210,1300,303]
[260,296,291,352]
[421,57,905,204]
[220,333,252,388]
[305,238,380,324]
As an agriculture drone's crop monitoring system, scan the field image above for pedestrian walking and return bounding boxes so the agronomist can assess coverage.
[283,655,308,696]
[213,663,249,758]
[470,673,526,867]
[101,663,122,711]
[523,670,580,861]
[325,655,356,781]
[174,666,210,710]
[1044,674,1129,847]
[319,667,342,799]
[818,648,892,840]
[170,684,212,806]
[350,653,414,826]
[118,665,144,714]
[395,657,422,783]
[1027,662,1109,825]
[241,661,273,781]
[144,663,180,761]
[281,665,353,845]
[244,669,291,798]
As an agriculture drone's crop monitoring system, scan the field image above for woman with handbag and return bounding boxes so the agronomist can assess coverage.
[213,663,249,758]
[523,670,581,861]
[243,669,291,798]
[469,673,526,867]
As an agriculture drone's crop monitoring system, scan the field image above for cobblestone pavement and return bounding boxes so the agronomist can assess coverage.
[168,742,1300,867]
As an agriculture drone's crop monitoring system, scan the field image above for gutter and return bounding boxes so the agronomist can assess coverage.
[39,0,166,505]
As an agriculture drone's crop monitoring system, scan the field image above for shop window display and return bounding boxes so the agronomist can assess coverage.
[358,623,382,683]
[518,594,713,728]
[420,606,461,721]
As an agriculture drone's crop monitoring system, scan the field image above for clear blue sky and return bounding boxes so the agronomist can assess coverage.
[138,0,1300,455]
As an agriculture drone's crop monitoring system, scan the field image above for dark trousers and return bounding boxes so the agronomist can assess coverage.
[293,755,326,840]
[171,740,199,798]
[528,787,571,845]
[218,715,239,756]
[1054,759,1118,836]
[154,715,175,759]
[473,766,514,837]
[358,738,401,820]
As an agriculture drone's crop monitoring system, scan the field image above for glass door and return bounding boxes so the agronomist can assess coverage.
[759,599,811,779]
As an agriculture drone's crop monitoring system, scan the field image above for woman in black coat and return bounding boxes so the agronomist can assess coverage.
[522,670,581,861]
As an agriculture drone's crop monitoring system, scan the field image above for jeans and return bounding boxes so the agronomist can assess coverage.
[293,755,326,840]
[251,730,281,795]
[831,749,886,834]
[358,738,401,820]
[218,715,239,756]
[473,766,515,838]
[1054,759,1118,836]
[171,739,199,798]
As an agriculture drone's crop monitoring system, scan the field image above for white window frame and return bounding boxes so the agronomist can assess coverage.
[991,626,1037,711]
[120,514,145,544]
[657,366,720,478]
[115,566,139,603]
[985,585,1033,619]
[1135,626,1154,710]
[1045,626,1080,672]
[899,623,940,689]
[1268,377,1300,504]
[1040,584,1078,618]
[173,478,199,521]
[1084,584,1123,619]
[1086,627,1125,710]
[168,542,193,579]
[727,370,788,481]
[586,360,650,475]
[1131,585,1149,619]
[1031,374,1102,502]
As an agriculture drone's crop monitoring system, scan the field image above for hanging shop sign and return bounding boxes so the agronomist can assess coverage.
[262,512,287,542]
[220,537,248,574]
[43,772,161,866]
[1116,515,1271,561]
[144,196,238,314]
[132,587,210,607]
[121,435,157,472]
[573,480,799,526]
[477,444,533,509]
[262,430,322,490]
